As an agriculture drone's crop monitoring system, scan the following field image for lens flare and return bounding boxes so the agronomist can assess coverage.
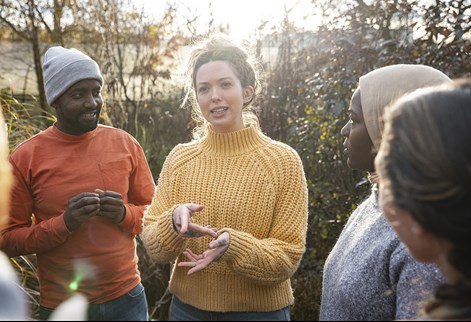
[69,277,80,291]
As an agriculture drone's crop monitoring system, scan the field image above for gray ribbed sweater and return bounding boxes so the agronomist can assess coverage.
[320,192,444,321]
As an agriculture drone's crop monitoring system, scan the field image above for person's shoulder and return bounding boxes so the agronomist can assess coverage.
[169,140,200,154]
[164,140,202,164]
[96,124,141,143]
[270,138,298,152]
[97,124,132,137]
[11,127,52,154]
[390,230,442,279]
[262,137,303,163]
[347,191,380,221]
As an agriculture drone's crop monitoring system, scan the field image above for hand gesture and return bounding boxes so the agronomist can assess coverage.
[177,232,230,275]
[64,192,101,231]
[173,203,218,239]
[95,189,125,225]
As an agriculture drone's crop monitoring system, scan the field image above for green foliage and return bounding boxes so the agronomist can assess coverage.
[1,93,54,150]
[105,86,193,176]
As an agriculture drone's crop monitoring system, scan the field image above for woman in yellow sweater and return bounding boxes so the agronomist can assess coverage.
[141,35,308,321]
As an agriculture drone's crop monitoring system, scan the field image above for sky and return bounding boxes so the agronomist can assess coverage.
[131,0,323,41]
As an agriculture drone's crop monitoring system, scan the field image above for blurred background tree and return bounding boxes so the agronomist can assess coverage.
[1,0,470,320]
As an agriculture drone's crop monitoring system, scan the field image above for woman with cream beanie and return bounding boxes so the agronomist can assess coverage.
[360,64,452,153]
[320,64,452,321]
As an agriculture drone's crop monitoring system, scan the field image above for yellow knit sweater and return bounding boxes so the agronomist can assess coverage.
[142,125,308,312]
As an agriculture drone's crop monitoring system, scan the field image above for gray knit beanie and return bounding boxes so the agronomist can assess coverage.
[42,46,104,105]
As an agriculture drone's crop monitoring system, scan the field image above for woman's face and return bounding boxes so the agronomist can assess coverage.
[195,60,253,133]
[378,183,445,264]
[341,87,375,172]
[379,185,422,259]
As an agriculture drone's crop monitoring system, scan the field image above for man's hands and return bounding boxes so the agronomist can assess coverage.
[94,189,125,224]
[64,189,125,231]
[64,192,100,231]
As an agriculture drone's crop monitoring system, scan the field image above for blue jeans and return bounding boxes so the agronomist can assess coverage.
[39,283,148,321]
[170,296,291,321]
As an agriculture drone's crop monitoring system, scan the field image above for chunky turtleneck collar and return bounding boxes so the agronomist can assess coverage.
[200,126,271,157]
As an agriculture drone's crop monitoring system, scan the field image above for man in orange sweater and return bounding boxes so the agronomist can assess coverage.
[1,47,155,321]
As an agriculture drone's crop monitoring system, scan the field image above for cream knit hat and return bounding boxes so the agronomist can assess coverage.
[359,64,451,152]
[42,46,103,105]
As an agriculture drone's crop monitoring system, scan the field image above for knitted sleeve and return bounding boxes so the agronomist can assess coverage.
[141,146,189,264]
[220,147,308,285]
[391,244,444,319]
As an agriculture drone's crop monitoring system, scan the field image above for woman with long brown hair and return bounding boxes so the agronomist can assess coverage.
[376,79,471,320]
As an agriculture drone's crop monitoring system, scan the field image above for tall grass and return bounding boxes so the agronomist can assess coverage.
[1,93,52,319]
[1,94,55,151]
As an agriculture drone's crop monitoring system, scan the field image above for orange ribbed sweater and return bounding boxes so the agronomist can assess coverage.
[142,126,308,312]
[2,125,155,308]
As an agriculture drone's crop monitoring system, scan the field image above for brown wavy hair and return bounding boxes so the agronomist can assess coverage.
[376,79,471,319]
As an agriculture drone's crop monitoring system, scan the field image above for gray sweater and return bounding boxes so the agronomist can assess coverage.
[319,192,444,321]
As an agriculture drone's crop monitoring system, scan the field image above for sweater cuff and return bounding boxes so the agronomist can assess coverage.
[141,205,188,262]
[217,228,251,263]
[162,205,182,238]
[59,213,74,235]
[157,205,189,248]
[119,204,135,232]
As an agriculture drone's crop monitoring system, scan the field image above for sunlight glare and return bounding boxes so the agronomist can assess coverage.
[133,0,323,41]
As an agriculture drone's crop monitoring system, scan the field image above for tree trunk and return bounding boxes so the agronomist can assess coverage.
[28,0,49,113]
